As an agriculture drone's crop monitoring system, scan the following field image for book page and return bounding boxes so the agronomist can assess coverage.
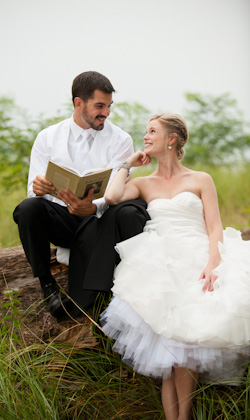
[52,171,71,192]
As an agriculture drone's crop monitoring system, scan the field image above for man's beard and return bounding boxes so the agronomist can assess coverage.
[82,107,106,131]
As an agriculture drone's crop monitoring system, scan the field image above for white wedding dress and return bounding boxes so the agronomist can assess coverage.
[100,192,250,380]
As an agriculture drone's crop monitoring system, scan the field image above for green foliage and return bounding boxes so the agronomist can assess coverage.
[0,97,30,188]
[0,287,23,349]
[110,101,151,150]
[1,93,250,192]
[183,92,250,166]
[0,97,71,190]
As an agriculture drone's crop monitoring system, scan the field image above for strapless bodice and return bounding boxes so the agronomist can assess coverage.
[145,192,208,238]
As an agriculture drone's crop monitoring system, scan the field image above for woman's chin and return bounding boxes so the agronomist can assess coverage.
[144,149,155,158]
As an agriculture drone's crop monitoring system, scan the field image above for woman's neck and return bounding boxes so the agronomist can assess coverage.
[155,155,184,179]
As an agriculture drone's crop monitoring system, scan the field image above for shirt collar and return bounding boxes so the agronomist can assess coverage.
[70,115,97,141]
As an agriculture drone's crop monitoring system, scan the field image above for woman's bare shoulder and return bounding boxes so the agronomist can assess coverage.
[132,174,154,184]
[187,169,214,182]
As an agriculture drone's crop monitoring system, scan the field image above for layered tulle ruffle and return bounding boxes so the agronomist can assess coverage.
[101,297,249,380]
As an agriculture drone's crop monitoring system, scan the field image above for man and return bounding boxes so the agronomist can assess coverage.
[13,71,149,320]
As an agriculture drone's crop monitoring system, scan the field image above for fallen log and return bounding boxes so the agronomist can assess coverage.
[0,245,68,290]
[2,227,250,287]
[0,245,98,348]
[241,227,250,241]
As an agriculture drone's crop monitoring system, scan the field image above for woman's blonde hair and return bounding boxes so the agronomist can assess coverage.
[149,113,189,160]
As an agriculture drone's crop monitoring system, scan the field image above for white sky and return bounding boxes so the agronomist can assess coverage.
[1,0,249,121]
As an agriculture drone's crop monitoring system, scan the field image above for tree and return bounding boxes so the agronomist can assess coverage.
[0,99,150,190]
[183,93,250,166]
[0,97,70,189]
[1,94,250,191]
[0,97,31,188]
[110,102,151,150]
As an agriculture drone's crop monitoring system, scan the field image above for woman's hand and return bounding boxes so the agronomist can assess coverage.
[199,263,218,292]
[127,150,152,168]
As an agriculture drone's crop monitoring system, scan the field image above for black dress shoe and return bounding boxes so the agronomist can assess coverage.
[44,282,70,320]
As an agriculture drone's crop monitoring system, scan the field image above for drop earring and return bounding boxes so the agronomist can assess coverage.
[168,145,172,150]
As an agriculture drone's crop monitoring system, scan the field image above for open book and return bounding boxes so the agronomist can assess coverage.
[45,160,112,200]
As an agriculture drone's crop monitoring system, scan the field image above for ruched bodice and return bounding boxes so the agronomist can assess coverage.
[145,193,208,239]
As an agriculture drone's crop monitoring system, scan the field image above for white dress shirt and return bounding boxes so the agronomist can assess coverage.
[28,115,134,217]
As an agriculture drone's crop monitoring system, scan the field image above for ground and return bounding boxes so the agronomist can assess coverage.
[0,246,99,349]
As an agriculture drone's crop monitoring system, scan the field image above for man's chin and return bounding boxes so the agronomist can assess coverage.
[91,123,105,131]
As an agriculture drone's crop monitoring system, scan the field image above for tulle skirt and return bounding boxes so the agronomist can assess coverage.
[100,226,250,380]
[101,297,250,380]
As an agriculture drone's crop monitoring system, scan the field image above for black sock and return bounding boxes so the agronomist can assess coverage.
[39,274,57,291]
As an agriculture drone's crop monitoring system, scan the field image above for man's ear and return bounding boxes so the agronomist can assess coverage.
[74,97,84,109]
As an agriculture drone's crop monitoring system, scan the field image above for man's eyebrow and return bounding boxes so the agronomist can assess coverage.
[94,101,113,106]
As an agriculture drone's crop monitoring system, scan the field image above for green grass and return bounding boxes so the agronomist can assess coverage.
[1,295,250,420]
[0,292,165,419]
[210,166,250,229]
[0,185,26,249]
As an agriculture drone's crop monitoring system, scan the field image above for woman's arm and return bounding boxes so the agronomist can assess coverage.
[105,151,152,205]
[199,173,223,292]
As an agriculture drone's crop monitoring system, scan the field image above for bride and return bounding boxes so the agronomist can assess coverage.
[100,113,250,420]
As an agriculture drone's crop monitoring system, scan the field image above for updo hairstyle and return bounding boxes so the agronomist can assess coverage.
[150,113,189,160]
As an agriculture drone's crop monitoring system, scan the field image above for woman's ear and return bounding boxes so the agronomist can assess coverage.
[169,133,178,146]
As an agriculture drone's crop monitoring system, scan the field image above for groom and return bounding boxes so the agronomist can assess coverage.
[13,70,149,320]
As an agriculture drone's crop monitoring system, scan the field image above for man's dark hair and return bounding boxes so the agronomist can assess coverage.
[72,71,115,104]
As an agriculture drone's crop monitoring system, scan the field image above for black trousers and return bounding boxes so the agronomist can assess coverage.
[68,198,149,309]
[13,197,85,278]
[13,197,149,309]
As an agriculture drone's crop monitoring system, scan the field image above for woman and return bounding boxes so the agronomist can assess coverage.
[100,113,250,420]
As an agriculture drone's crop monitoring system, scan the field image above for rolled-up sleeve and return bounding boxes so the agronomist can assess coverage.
[94,133,134,217]
[27,130,53,201]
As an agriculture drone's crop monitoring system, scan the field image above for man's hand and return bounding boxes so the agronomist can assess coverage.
[57,188,97,216]
[33,175,55,196]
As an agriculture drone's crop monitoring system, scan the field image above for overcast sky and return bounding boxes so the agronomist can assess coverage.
[1,0,249,122]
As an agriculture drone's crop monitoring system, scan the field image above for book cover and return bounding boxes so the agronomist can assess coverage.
[45,160,112,199]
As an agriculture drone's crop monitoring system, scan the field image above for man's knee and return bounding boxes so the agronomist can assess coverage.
[116,205,141,223]
[116,205,148,238]
[13,197,46,225]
